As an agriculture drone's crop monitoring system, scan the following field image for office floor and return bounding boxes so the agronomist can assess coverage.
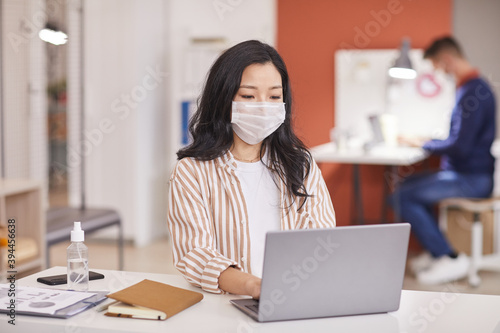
[47,235,500,296]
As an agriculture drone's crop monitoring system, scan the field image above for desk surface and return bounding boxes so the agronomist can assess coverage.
[3,267,500,333]
[311,142,429,166]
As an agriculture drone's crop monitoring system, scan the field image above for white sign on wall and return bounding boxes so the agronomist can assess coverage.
[335,49,455,144]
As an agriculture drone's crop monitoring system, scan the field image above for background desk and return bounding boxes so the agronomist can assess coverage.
[3,267,500,333]
[311,142,429,224]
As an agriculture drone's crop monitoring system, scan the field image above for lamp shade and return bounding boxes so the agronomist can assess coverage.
[389,38,417,79]
[39,23,68,46]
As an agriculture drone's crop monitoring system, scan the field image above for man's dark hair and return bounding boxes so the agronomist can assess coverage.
[424,36,464,59]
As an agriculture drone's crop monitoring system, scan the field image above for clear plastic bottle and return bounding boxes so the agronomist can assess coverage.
[67,222,89,291]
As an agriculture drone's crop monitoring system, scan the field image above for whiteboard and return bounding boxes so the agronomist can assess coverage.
[335,49,455,143]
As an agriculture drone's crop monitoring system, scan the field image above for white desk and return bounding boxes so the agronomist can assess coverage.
[311,142,429,224]
[3,267,500,333]
[311,142,429,166]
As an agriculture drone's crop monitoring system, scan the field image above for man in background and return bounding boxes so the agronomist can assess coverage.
[394,36,496,285]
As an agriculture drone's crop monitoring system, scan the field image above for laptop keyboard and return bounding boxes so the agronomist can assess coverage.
[245,302,259,314]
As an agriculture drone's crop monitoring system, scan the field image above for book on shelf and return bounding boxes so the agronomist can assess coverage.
[104,279,203,320]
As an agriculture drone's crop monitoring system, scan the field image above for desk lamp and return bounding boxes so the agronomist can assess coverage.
[39,23,68,46]
[388,38,417,79]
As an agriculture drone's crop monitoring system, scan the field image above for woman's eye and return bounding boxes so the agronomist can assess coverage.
[270,95,282,100]
[241,95,254,99]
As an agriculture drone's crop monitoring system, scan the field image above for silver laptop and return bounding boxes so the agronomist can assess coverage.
[230,223,410,322]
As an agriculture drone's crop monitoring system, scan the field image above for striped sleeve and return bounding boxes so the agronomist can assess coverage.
[299,158,336,228]
[167,159,242,294]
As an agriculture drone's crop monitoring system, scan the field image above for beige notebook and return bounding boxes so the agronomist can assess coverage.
[106,301,167,320]
[105,279,203,320]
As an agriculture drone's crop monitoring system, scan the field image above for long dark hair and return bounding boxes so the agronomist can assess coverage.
[177,40,312,208]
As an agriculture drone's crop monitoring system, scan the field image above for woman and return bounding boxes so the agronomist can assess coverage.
[167,40,335,298]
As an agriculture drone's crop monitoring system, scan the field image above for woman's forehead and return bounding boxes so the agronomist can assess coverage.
[240,63,282,87]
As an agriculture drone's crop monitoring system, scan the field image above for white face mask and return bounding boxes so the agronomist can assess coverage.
[231,101,286,145]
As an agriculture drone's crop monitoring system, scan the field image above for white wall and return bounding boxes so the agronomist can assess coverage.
[78,0,276,246]
[453,0,500,135]
[77,0,167,246]
[1,0,47,193]
[453,0,500,195]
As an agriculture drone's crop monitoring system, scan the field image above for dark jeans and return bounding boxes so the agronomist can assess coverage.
[389,171,493,257]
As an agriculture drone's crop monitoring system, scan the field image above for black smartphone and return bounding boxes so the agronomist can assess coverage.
[37,271,105,285]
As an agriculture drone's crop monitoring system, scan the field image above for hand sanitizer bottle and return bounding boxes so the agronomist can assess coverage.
[67,222,89,291]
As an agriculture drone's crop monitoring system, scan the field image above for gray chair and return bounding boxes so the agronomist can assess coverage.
[46,206,124,270]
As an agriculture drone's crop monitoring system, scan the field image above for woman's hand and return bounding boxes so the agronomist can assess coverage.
[244,275,262,299]
[219,267,262,298]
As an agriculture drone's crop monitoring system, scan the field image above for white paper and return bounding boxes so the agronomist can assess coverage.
[0,285,96,315]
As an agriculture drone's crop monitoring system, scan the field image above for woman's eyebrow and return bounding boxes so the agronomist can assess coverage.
[238,85,282,89]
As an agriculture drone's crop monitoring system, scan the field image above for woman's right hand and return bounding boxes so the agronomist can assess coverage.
[219,267,262,299]
[245,275,262,299]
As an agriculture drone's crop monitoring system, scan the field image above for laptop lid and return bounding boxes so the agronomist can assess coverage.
[256,223,410,322]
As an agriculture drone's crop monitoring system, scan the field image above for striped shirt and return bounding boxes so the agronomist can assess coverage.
[167,150,336,294]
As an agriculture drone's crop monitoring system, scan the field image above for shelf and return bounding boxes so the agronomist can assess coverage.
[0,179,45,276]
[0,179,42,197]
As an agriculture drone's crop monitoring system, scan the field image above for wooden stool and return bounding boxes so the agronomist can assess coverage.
[439,197,500,286]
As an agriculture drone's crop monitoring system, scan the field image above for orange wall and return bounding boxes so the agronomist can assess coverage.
[277,0,451,226]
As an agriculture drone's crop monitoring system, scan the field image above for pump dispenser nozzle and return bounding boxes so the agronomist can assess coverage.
[71,221,85,242]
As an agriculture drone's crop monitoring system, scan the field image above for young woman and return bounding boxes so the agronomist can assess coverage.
[167,40,335,298]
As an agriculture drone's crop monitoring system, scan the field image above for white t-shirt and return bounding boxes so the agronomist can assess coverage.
[234,158,281,278]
